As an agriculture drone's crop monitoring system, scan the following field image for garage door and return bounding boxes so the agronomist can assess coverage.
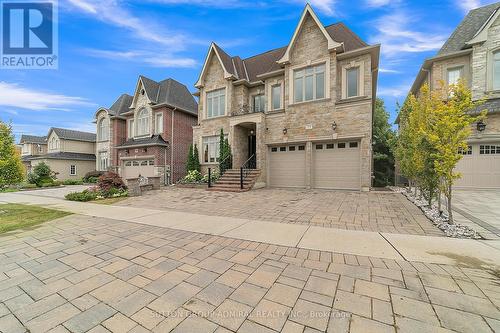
[269,145,306,188]
[313,141,360,190]
[454,143,500,188]
[122,159,155,180]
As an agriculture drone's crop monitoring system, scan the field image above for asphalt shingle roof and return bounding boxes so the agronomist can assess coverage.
[115,134,169,148]
[438,2,500,55]
[109,94,133,116]
[19,135,46,144]
[31,152,96,161]
[50,128,96,142]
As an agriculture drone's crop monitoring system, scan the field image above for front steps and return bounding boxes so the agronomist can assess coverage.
[207,169,261,192]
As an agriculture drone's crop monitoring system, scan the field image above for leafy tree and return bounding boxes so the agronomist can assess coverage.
[0,121,24,188]
[373,98,395,187]
[27,162,54,186]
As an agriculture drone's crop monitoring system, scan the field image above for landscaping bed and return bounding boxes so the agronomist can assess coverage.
[65,172,128,202]
[0,203,71,234]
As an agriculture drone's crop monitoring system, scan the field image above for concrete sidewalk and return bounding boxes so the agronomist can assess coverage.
[2,192,500,269]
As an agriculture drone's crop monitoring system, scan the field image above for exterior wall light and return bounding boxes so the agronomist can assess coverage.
[283,128,288,135]
[331,121,337,131]
[477,120,486,132]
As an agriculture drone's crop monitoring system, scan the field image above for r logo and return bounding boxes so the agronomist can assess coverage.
[2,1,53,54]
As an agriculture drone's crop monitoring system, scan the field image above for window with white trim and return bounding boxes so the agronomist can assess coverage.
[98,117,109,141]
[202,135,227,163]
[447,66,463,86]
[70,165,77,176]
[136,108,149,136]
[98,151,109,171]
[294,63,325,103]
[155,112,163,134]
[252,94,265,112]
[480,145,500,154]
[458,145,472,155]
[346,67,359,98]
[494,50,500,90]
[271,84,282,110]
[206,88,225,118]
[128,119,134,138]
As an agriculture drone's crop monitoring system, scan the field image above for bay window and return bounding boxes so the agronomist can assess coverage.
[271,84,282,110]
[206,88,225,118]
[294,63,325,103]
[136,108,149,136]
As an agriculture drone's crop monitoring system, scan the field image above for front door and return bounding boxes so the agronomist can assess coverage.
[248,134,256,169]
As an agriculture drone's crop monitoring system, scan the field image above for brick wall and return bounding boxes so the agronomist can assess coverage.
[111,118,126,167]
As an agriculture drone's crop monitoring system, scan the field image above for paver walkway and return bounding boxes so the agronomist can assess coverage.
[118,188,443,236]
[1,215,499,333]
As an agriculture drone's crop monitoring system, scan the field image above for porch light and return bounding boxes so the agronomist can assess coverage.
[283,128,288,135]
[250,130,254,135]
[477,120,486,132]
[331,121,337,131]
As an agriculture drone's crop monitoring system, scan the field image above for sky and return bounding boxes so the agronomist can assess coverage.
[1,0,498,140]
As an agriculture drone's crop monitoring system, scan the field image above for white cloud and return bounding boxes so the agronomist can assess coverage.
[458,0,481,13]
[365,0,392,7]
[84,49,197,68]
[0,82,95,111]
[377,83,411,98]
[379,67,401,74]
[369,12,447,56]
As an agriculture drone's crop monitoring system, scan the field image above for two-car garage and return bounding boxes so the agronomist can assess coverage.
[268,141,361,190]
[454,142,500,188]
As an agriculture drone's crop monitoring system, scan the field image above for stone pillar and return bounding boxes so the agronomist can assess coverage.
[256,122,266,183]
[305,141,312,189]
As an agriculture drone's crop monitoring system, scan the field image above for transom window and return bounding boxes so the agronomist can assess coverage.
[294,64,325,103]
[494,50,500,91]
[98,151,108,171]
[271,84,282,110]
[346,67,359,98]
[447,66,463,86]
[253,94,265,112]
[136,108,149,136]
[207,88,225,118]
[70,165,77,176]
[98,117,109,141]
[155,112,163,134]
[202,135,226,163]
[480,145,500,154]
[458,145,472,155]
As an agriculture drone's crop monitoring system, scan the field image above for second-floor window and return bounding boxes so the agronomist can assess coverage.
[206,88,225,118]
[50,137,59,150]
[447,66,463,86]
[253,95,265,112]
[272,84,282,110]
[98,117,109,141]
[136,108,149,136]
[346,67,359,98]
[155,112,163,134]
[294,64,325,103]
[494,50,500,91]
[128,119,134,138]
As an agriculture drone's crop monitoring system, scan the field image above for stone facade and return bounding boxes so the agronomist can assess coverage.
[193,7,378,190]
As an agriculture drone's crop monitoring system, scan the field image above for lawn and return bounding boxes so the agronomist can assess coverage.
[93,197,128,205]
[0,204,71,234]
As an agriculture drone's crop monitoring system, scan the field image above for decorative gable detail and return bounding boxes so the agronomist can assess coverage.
[467,8,500,46]
[131,77,152,109]
[277,4,343,64]
[195,43,236,88]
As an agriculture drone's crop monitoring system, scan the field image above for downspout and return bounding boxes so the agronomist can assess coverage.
[170,108,176,183]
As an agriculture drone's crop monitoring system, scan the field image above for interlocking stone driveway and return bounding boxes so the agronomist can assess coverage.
[118,188,444,236]
[1,215,498,333]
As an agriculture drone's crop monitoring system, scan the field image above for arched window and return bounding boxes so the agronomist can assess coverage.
[136,108,149,136]
[98,117,109,141]
[50,137,58,150]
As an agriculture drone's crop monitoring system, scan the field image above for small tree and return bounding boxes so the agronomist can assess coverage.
[186,144,195,172]
[0,121,24,188]
[193,144,200,172]
[373,98,395,187]
[218,128,232,174]
[28,162,54,186]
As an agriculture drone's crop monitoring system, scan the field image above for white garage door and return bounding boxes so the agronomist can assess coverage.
[122,159,155,180]
[454,143,500,188]
[269,145,306,188]
[313,141,360,190]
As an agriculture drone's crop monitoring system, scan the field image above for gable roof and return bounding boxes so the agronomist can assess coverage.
[49,128,96,142]
[438,2,500,55]
[19,135,46,144]
[195,5,368,87]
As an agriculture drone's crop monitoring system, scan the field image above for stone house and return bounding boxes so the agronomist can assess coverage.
[20,135,47,173]
[28,128,96,180]
[403,2,500,188]
[193,4,380,190]
[94,76,198,184]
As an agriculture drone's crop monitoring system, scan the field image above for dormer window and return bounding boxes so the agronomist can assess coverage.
[136,108,150,136]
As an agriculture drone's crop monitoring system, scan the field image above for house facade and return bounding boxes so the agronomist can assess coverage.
[28,128,96,180]
[20,135,48,173]
[406,2,500,188]
[94,76,198,184]
[193,4,379,190]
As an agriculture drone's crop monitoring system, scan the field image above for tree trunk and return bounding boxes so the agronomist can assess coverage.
[438,190,442,215]
[447,183,453,224]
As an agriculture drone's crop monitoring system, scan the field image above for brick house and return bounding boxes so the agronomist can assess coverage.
[401,2,500,188]
[193,4,380,190]
[94,76,198,184]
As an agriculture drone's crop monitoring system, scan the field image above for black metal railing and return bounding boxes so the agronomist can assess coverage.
[240,154,256,189]
[219,153,232,176]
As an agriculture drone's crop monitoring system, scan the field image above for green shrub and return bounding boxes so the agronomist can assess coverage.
[181,170,202,183]
[18,182,37,189]
[83,171,105,183]
[27,162,55,187]
[65,190,98,202]
[201,170,219,183]
[62,179,83,185]
[98,172,127,192]
[85,176,98,183]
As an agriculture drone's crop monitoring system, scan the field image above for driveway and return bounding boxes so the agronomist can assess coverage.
[15,185,91,199]
[118,187,444,236]
[1,214,499,333]
[453,189,500,239]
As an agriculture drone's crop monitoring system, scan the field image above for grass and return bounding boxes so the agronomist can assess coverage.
[93,197,128,205]
[0,204,71,234]
[0,188,19,193]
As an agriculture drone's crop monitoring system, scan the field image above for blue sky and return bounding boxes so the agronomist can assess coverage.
[1,0,497,140]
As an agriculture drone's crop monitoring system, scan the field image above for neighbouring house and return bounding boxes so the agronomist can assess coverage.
[28,128,96,180]
[94,76,198,184]
[193,4,379,190]
[19,135,47,173]
[400,2,500,188]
